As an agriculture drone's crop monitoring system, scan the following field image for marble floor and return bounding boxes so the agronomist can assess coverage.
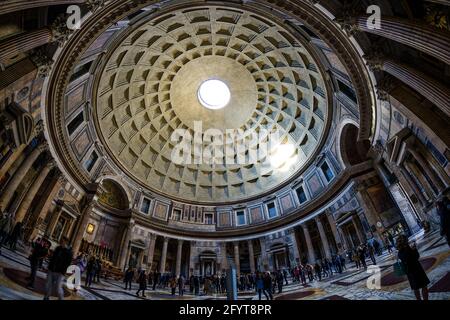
[0,230,449,300]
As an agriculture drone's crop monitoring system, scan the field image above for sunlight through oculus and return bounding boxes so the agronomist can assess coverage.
[198,79,231,110]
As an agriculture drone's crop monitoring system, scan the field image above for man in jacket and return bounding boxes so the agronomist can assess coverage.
[27,237,49,289]
[43,237,73,300]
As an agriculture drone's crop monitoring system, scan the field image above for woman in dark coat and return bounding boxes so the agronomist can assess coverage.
[136,270,147,297]
[396,235,430,300]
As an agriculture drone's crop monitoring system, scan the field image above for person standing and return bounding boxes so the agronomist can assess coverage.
[95,257,102,283]
[170,276,177,295]
[178,275,184,296]
[27,238,49,289]
[124,267,134,290]
[194,275,200,295]
[85,256,96,287]
[255,272,268,300]
[136,270,147,297]
[437,198,450,247]
[152,271,159,290]
[357,245,367,269]
[368,244,377,265]
[396,235,430,300]
[43,237,73,300]
[314,262,322,281]
[262,272,273,300]
[276,271,283,293]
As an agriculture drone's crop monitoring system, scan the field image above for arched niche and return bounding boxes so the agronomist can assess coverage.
[97,179,130,211]
[340,123,370,167]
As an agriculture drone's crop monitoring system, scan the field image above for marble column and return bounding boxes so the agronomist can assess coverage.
[326,214,343,252]
[0,144,45,211]
[71,194,96,255]
[15,161,54,223]
[45,203,62,238]
[0,28,53,66]
[147,234,157,271]
[233,241,240,277]
[29,178,61,241]
[352,216,365,244]
[189,241,196,276]
[405,160,436,198]
[159,237,169,274]
[221,242,228,271]
[1,0,85,16]
[289,229,301,265]
[337,225,350,250]
[315,216,332,259]
[374,59,450,117]
[175,239,184,277]
[118,220,135,269]
[398,165,429,205]
[247,240,256,273]
[259,238,269,271]
[351,15,450,64]
[409,149,445,191]
[301,224,316,264]
[0,144,26,182]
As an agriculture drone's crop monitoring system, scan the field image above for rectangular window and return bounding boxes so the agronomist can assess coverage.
[236,211,246,226]
[70,61,93,82]
[321,161,334,182]
[172,209,181,221]
[267,202,277,219]
[337,80,357,103]
[83,151,98,172]
[205,213,213,225]
[296,186,307,204]
[67,111,84,136]
[140,198,151,214]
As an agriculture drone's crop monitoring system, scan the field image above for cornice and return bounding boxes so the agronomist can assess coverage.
[131,161,374,240]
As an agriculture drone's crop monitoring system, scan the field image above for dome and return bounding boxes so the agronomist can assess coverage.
[93,6,329,203]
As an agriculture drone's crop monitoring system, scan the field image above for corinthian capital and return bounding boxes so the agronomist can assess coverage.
[376,75,396,101]
[364,50,385,72]
[86,0,107,12]
[50,15,74,47]
[336,0,362,36]
[38,141,49,153]
[30,48,54,79]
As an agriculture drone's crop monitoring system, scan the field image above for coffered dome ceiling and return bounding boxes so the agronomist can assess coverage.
[93,5,329,203]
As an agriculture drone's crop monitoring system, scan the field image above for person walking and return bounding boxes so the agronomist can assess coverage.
[95,257,102,283]
[437,197,450,247]
[124,267,134,290]
[27,237,49,289]
[136,270,147,297]
[368,244,377,265]
[262,272,273,300]
[152,271,159,290]
[255,272,268,300]
[170,276,177,295]
[396,235,430,300]
[178,275,184,296]
[85,256,96,287]
[357,245,367,269]
[43,237,73,300]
